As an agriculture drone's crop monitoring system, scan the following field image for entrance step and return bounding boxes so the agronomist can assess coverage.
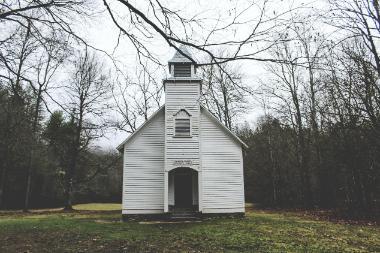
[169,215,200,221]
[169,209,200,221]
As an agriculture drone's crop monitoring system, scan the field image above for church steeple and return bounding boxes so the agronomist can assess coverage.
[168,46,197,78]
[163,46,202,213]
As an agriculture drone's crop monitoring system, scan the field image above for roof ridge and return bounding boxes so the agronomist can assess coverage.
[168,46,193,63]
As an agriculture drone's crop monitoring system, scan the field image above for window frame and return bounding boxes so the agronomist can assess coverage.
[173,109,192,138]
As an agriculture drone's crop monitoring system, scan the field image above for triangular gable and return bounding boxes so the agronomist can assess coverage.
[116,105,165,152]
[116,104,248,152]
[200,105,248,149]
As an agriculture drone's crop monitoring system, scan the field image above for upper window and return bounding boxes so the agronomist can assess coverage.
[174,109,191,137]
[174,64,191,77]
[175,118,190,136]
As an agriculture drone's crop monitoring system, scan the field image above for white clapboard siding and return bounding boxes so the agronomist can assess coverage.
[122,109,165,214]
[200,107,245,213]
[165,81,201,170]
[120,47,247,215]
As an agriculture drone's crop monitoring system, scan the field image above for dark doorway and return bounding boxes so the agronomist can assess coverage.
[174,168,193,208]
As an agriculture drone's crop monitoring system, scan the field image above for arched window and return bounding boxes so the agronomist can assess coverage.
[174,109,191,137]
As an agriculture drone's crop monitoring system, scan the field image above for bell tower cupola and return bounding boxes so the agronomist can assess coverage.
[168,46,197,78]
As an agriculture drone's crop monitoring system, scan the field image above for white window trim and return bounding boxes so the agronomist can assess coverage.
[173,109,192,138]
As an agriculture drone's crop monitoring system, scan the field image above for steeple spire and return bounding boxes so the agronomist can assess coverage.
[168,46,197,78]
[169,46,193,63]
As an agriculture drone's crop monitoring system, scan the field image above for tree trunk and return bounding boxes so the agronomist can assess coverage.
[23,90,42,212]
[64,105,84,210]
[0,104,11,209]
[268,131,278,205]
[0,162,6,209]
[23,150,33,212]
[64,177,74,211]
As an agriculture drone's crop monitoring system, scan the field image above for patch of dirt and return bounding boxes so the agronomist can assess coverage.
[0,231,214,253]
[248,206,380,226]
[0,231,109,253]
[139,220,202,224]
[0,209,119,217]
[291,209,379,226]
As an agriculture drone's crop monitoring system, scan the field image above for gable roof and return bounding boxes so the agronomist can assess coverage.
[116,105,165,152]
[116,104,248,152]
[200,105,248,149]
[168,46,193,64]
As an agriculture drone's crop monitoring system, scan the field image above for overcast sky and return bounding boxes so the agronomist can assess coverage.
[61,0,323,151]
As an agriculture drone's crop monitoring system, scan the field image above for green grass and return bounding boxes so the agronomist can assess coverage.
[0,204,379,253]
[73,203,122,211]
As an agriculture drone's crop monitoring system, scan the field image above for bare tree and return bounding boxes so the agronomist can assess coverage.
[328,0,380,76]
[200,55,250,130]
[102,0,305,66]
[0,1,81,211]
[0,22,36,209]
[112,64,163,133]
[0,1,84,20]
[0,0,91,86]
[63,49,111,210]
[23,34,68,211]
[291,23,328,205]
[0,1,89,39]
[263,40,313,205]
[321,39,380,209]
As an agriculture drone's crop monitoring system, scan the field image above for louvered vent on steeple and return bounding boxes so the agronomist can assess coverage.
[168,46,196,78]
[174,64,191,77]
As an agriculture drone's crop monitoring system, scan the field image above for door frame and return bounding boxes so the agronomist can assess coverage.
[166,167,199,212]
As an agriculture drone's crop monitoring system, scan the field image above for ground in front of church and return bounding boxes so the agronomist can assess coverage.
[0,203,378,252]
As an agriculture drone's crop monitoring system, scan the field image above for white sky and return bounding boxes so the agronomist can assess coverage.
[56,0,324,150]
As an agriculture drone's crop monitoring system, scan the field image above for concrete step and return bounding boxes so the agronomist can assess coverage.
[172,212,195,216]
[169,211,200,221]
[169,216,200,221]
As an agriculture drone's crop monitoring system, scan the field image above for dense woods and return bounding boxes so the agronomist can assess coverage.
[0,85,122,209]
[0,0,379,216]
[239,2,380,215]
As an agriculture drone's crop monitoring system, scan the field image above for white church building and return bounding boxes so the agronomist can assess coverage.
[117,47,247,217]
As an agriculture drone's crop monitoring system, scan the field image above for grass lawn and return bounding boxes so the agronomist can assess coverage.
[0,204,379,253]
[73,203,122,211]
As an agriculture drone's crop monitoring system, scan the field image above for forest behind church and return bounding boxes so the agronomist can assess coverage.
[0,0,379,218]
